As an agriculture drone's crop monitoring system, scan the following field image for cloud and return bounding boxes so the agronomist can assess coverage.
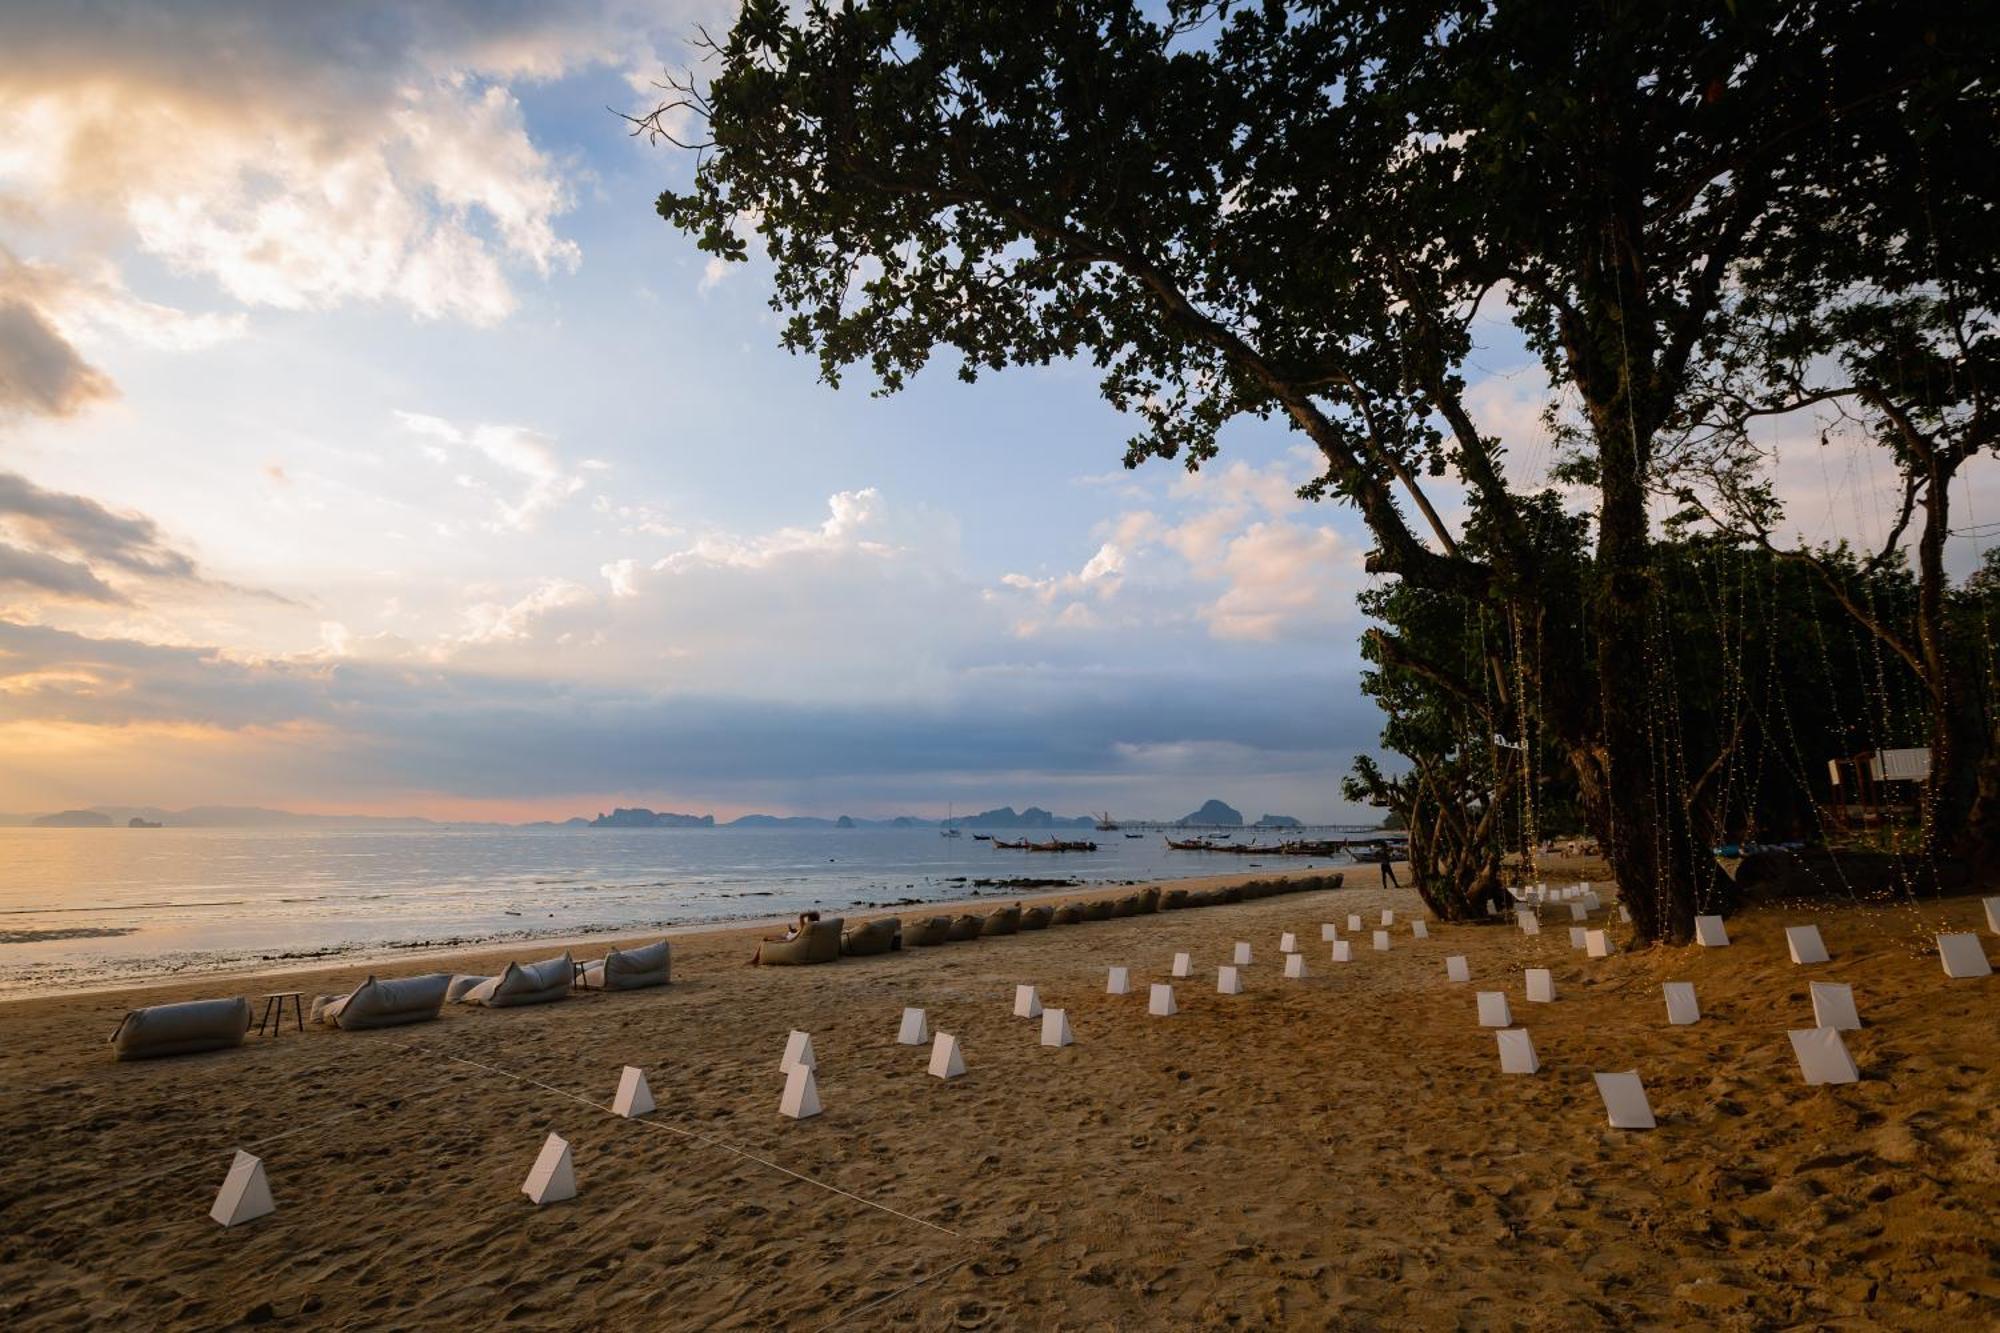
[0,295,111,419]
[0,617,1382,818]
[397,410,585,531]
[0,470,200,583]
[0,543,124,603]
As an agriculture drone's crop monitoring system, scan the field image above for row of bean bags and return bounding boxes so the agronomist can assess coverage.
[110,996,251,1061]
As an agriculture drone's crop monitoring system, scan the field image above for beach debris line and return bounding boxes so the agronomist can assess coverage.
[522,1133,576,1205]
[613,1066,655,1118]
[211,1149,275,1227]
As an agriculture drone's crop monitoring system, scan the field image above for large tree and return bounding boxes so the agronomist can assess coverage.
[650,0,1973,941]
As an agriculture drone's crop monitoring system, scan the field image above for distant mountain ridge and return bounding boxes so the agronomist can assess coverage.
[2,796,1308,829]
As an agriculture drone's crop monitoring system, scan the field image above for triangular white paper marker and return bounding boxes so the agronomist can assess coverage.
[1330,940,1351,963]
[1662,982,1699,1026]
[1149,983,1177,1016]
[898,1007,929,1045]
[1568,926,1588,950]
[1380,909,1395,926]
[1476,992,1511,1027]
[1785,924,1829,965]
[1233,942,1252,966]
[1279,932,1298,954]
[1013,985,1042,1019]
[1525,968,1555,1003]
[613,1066,654,1118]
[780,1065,822,1118]
[1107,966,1131,995]
[1284,953,1307,980]
[1217,965,1243,995]
[1695,915,1729,947]
[1808,981,1860,1031]
[522,1133,576,1204]
[781,1030,816,1073]
[1618,905,1631,923]
[210,1150,275,1227]
[1172,952,1191,978]
[1347,914,1362,932]
[1517,911,1541,936]
[1445,955,1470,983]
[1411,921,1429,939]
[1937,932,1993,978]
[1496,1028,1538,1075]
[1585,929,1614,958]
[1789,1027,1859,1085]
[1582,893,1601,911]
[1372,930,1390,952]
[1040,1009,1074,1047]
[1593,1071,1656,1129]
[1569,903,1588,922]
[1985,896,2000,934]
[1321,923,1339,941]
[928,1032,966,1078]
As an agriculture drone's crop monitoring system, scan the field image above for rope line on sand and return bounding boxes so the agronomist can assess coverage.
[811,1257,973,1333]
[396,1042,965,1241]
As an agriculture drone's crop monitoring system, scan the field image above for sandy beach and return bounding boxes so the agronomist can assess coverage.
[2,863,1995,1330]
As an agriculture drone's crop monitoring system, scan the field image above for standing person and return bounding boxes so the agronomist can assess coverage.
[1376,846,1399,889]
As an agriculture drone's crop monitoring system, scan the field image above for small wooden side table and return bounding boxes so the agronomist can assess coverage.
[257,991,305,1036]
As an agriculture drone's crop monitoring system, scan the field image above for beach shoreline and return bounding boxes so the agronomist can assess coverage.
[0,864,1364,1006]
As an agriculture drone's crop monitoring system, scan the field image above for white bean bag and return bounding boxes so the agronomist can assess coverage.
[111,997,251,1061]
[319,973,452,1030]
[459,953,573,1008]
[446,974,491,1003]
[578,940,671,991]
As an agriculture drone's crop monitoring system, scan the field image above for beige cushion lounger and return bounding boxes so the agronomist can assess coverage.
[1019,905,1053,930]
[111,997,251,1060]
[460,953,573,1007]
[904,916,952,947]
[756,918,845,966]
[945,914,985,942]
[579,939,672,991]
[981,906,1022,936]
[841,917,901,957]
[319,973,452,1030]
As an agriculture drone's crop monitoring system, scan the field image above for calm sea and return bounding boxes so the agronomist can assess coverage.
[0,826,1364,995]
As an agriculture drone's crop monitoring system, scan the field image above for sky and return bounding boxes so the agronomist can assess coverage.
[0,1,1991,823]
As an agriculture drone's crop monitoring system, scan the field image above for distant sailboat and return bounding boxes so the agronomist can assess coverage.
[940,801,962,837]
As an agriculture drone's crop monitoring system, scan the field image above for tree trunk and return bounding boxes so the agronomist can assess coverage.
[1592,420,1717,944]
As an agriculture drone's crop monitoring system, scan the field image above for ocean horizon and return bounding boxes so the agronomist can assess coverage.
[0,824,1369,995]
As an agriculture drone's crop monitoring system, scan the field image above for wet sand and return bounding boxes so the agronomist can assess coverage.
[1,865,1994,1329]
